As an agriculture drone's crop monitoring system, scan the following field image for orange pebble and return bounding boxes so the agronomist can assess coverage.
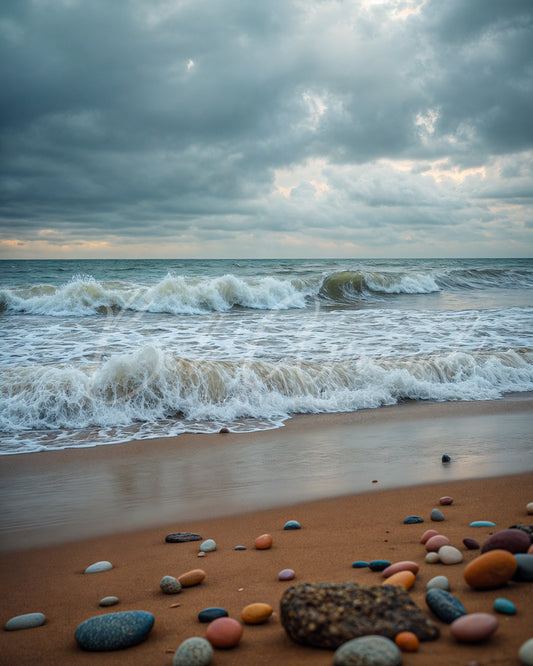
[177,568,206,587]
[464,549,517,590]
[382,570,416,590]
[395,631,419,652]
[254,534,273,550]
[241,602,274,624]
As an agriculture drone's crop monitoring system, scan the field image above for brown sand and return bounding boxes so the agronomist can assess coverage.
[1,473,533,666]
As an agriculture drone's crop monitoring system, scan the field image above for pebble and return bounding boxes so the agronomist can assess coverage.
[200,539,217,553]
[441,454,451,463]
[369,559,391,571]
[426,589,467,624]
[74,610,154,651]
[513,553,533,582]
[279,568,296,581]
[173,637,213,666]
[482,529,531,554]
[234,545,247,550]
[438,545,463,564]
[527,503,533,515]
[382,570,415,590]
[178,569,206,587]
[333,635,402,666]
[99,596,119,607]
[5,613,46,631]
[198,607,228,623]
[197,552,206,558]
[241,602,274,624]
[352,560,369,568]
[382,561,419,577]
[493,598,516,615]
[84,561,113,574]
[394,631,419,652]
[403,516,424,524]
[283,520,301,530]
[166,532,202,543]
[464,550,518,589]
[450,613,498,643]
[160,576,183,594]
[425,534,450,552]
[420,529,440,544]
[431,509,445,521]
[439,496,453,505]
[519,637,533,665]
[470,520,496,527]
[254,534,273,550]
[426,575,450,591]
[463,537,480,550]
[425,552,440,563]
[206,617,243,648]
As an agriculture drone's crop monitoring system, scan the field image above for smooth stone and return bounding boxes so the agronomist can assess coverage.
[527,503,533,515]
[160,576,183,594]
[99,596,119,607]
[450,613,498,643]
[5,613,46,631]
[241,602,273,624]
[334,635,402,666]
[352,561,370,568]
[254,534,273,549]
[438,545,463,564]
[166,532,202,543]
[279,568,296,580]
[382,570,415,590]
[382,561,419,578]
[74,611,154,651]
[441,454,451,463]
[426,589,467,624]
[200,539,217,553]
[198,607,228,623]
[369,560,391,571]
[173,637,213,666]
[494,598,516,615]
[482,529,531,555]
[197,552,206,558]
[519,637,533,665]
[470,520,496,527]
[403,516,424,524]
[206,617,242,648]
[178,569,206,587]
[513,553,533,581]
[420,529,440,544]
[219,427,230,433]
[439,496,453,505]
[464,550,518,589]
[425,535,450,552]
[394,631,419,653]
[463,537,480,550]
[84,561,113,574]
[431,509,445,522]
[234,545,246,550]
[529,544,533,554]
[283,520,301,530]
[426,575,450,591]
[425,552,440,563]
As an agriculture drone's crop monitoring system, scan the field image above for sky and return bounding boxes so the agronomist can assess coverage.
[1,0,532,260]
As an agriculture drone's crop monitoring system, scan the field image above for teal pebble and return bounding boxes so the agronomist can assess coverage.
[234,545,246,550]
[173,637,213,666]
[5,613,46,631]
[369,560,391,572]
[494,598,516,615]
[470,520,496,527]
[283,520,301,530]
[352,561,369,568]
[404,516,424,524]
[198,607,228,623]
[75,611,154,651]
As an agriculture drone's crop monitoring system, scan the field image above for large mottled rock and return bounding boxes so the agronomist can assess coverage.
[75,611,154,651]
[280,582,439,649]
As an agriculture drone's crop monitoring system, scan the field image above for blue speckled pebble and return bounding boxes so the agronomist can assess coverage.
[513,554,533,582]
[426,589,467,624]
[352,561,370,568]
[198,607,228,623]
[369,560,391,572]
[404,516,424,524]
[494,598,516,615]
[5,613,46,631]
[283,520,301,530]
[173,637,213,666]
[470,520,496,527]
[334,635,402,666]
[75,611,154,651]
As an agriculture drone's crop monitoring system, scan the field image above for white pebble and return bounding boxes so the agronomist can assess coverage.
[200,539,216,552]
[425,552,440,563]
[527,502,533,515]
[426,575,450,591]
[438,545,463,564]
[99,596,119,607]
[520,637,533,665]
[84,560,113,574]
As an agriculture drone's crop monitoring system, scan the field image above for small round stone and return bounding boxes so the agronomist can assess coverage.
[450,613,498,643]
[463,537,480,550]
[84,561,113,574]
[241,602,273,624]
[403,515,424,524]
[160,576,183,594]
[283,520,301,530]
[519,637,533,665]
[219,427,230,433]
[278,568,295,581]
[438,545,463,564]
[439,496,453,505]
[420,529,440,544]
[431,509,445,522]
[200,539,217,553]
[425,534,450,552]
[494,598,516,615]
[206,617,243,648]
[382,570,415,590]
[527,502,533,515]
[254,534,273,550]
[334,635,402,666]
[441,454,451,463]
[426,575,450,591]
[352,560,369,568]
[178,569,206,587]
[198,607,228,623]
[173,637,213,666]
[394,631,419,652]
[5,613,46,631]
[99,596,119,607]
[425,552,440,563]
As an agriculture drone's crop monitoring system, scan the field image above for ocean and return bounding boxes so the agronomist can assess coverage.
[1,257,532,455]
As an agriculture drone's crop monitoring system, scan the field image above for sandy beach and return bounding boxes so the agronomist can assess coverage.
[1,398,533,665]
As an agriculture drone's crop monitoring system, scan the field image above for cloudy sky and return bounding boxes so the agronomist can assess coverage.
[1,0,532,259]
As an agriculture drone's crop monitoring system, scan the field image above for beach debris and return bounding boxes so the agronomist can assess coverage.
[513,554,533,581]
[198,607,229,623]
[74,610,154,651]
[84,560,113,574]
[352,561,369,568]
[425,552,440,563]
[382,570,416,590]
[160,576,183,594]
[519,637,533,665]
[403,515,424,524]
[4,612,46,631]
[426,575,450,591]
[173,637,213,666]
[241,602,274,624]
[333,635,402,665]
[430,508,445,521]
[369,560,391,572]
[254,533,273,549]
[425,589,467,623]
[425,535,450,552]
[165,532,202,543]
[438,545,463,564]
[382,561,419,578]
[234,545,246,550]
[441,454,451,463]
[394,631,420,652]
[450,613,498,643]
[283,520,301,530]
[482,528,531,554]
[280,582,439,649]
[493,598,516,614]
[279,568,295,581]
[178,569,206,587]
[439,496,453,505]
[200,539,217,553]
[420,529,439,544]
[206,617,242,648]
[464,550,517,589]
[463,537,480,549]
[99,596,119,607]
[470,520,496,527]
[527,503,533,515]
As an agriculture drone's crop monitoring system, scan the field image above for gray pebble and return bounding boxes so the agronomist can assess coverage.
[431,509,445,521]
[99,596,119,607]
[84,561,113,574]
[5,613,46,631]
[519,637,533,665]
[173,637,213,666]
[200,539,216,553]
[334,635,402,666]
[160,575,183,594]
[426,575,450,591]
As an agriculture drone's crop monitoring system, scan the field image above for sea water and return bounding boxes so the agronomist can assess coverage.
[1,257,532,454]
